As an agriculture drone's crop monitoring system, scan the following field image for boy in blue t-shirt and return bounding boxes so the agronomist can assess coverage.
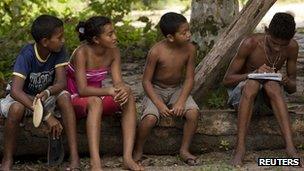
[0,15,80,170]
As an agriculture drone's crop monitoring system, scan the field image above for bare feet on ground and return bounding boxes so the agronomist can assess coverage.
[230,148,245,167]
[123,158,144,170]
[133,149,143,162]
[286,147,304,167]
[179,150,198,166]
[0,159,13,171]
[66,160,81,171]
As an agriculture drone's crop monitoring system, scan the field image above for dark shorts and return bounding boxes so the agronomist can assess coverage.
[227,80,275,114]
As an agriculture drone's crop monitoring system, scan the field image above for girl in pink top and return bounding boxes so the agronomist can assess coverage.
[66,16,143,171]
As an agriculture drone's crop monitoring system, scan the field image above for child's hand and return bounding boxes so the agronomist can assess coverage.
[45,115,63,139]
[35,90,50,102]
[172,101,185,116]
[108,87,117,97]
[257,64,275,73]
[157,103,173,117]
[114,85,131,106]
[281,75,290,87]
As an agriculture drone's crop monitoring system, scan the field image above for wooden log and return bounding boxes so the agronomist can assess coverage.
[193,0,277,105]
[1,109,304,156]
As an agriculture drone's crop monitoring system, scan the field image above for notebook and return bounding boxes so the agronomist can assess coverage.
[247,73,282,81]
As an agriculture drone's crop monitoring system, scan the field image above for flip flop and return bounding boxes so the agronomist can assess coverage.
[183,158,199,166]
[47,134,65,166]
[33,98,43,127]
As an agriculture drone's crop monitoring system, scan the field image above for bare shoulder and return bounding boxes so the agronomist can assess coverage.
[240,33,262,50]
[185,42,197,54]
[73,44,89,58]
[148,40,165,58]
[288,39,299,51]
[286,39,299,59]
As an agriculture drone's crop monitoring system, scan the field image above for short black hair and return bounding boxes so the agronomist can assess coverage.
[159,12,187,37]
[76,16,112,43]
[267,12,296,40]
[31,15,63,43]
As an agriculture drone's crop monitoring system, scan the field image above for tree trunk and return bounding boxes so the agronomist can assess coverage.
[190,0,239,62]
[192,0,277,105]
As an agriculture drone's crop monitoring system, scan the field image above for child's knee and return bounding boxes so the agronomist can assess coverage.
[56,92,71,107]
[185,109,199,122]
[263,82,282,99]
[87,96,102,110]
[7,103,25,123]
[242,83,259,100]
[142,114,158,126]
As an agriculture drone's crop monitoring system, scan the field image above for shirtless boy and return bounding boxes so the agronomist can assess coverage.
[223,12,303,166]
[133,12,200,166]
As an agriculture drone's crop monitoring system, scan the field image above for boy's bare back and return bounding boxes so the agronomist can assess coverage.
[145,40,196,88]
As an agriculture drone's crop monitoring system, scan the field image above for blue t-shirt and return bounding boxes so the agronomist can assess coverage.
[13,43,69,95]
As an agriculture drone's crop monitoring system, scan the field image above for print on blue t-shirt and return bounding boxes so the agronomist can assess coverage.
[13,43,68,95]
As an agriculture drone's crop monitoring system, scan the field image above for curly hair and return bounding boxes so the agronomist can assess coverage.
[267,12,296,40]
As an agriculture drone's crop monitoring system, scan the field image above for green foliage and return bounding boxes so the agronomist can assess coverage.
[297,144,304,150]
[116,19,159,61]
[239,0,248,6]
[219,139,230,151]
[207,86,227,109]
[82,0,135,22]
[0,0,153,80]
[0,0,65,80]
[132,0,190,10]
[207,93,226,109]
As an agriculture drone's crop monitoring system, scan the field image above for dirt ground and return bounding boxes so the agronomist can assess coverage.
[10,149,304,171]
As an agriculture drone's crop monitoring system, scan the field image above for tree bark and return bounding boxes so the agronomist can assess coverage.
[190,0,239,61]
[192,0,277,105]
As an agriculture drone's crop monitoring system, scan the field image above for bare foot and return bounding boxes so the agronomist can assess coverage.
[123,158,144,171]
[66,157,80,169]
[90,167,103,171]
[133,149,143,162]
[90,160,103,171]
[66,164,81,171]
[179,150,198,166]
[0,159,13,171]
[286,147,304,167]
[230,149,245,167]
